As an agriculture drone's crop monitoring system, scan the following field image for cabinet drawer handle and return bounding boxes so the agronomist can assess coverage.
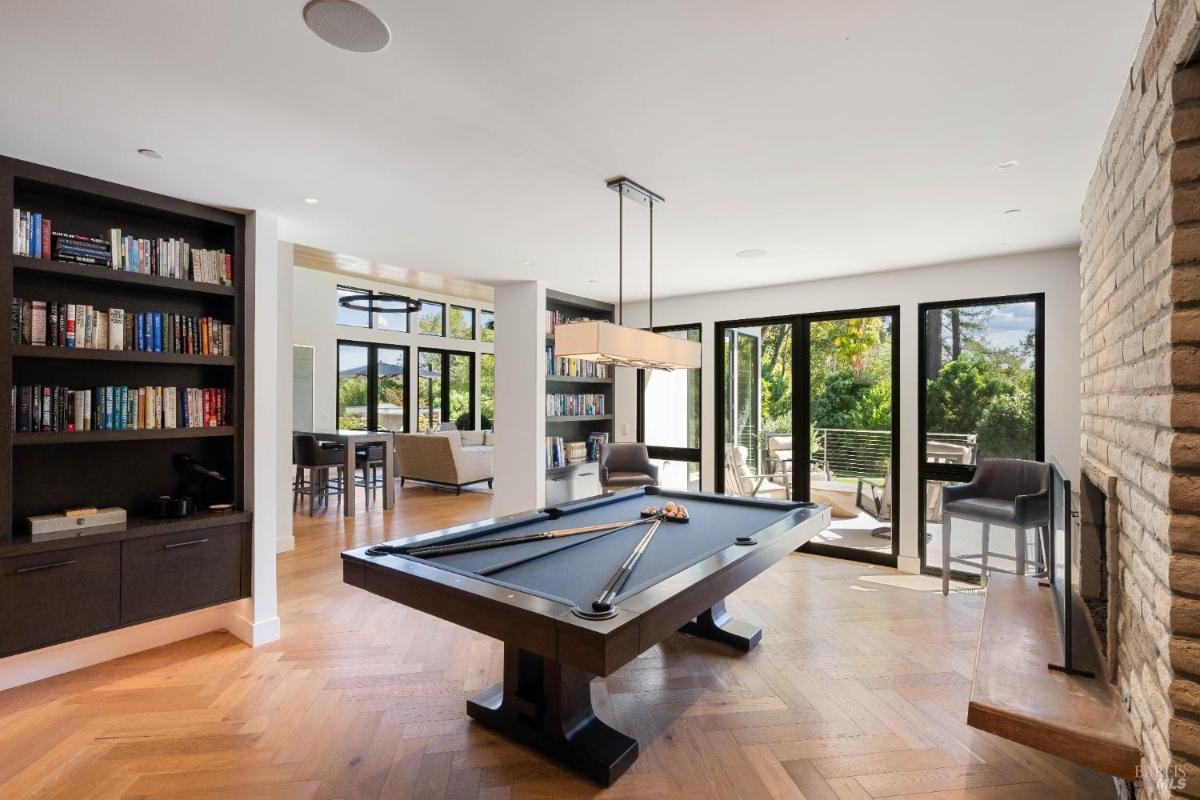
[164,538,209,550]
[577,471,595,477]
[16,559,77,574]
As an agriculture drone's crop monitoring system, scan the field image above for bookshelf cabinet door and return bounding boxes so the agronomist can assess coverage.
[0,543,121,657]
[120,524,243,625]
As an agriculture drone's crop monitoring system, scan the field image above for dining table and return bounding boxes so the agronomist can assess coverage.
[298,430,395,517]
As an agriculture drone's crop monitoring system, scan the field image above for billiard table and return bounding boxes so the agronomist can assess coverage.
[341,487,830,785]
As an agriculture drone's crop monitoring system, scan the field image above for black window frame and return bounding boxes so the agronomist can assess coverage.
[416,300,447,337]
[417,347,476,431]
[916,292,1045,573]
[336,285,412,333]
[480,309,495,343]
[714,307,901,568]
[336,339,410,432]
[448,304,476,340]
[636,324,703,488]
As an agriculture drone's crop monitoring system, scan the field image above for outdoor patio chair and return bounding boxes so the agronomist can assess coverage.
[856,468,892,538]
[724,445,788,499]
[940,457,1050,595]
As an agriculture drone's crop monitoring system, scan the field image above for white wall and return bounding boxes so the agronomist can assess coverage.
[493,281,547,515]
[291,266,495,432]
[614,247,1081,573]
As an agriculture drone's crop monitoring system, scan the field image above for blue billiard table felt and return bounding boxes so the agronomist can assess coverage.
[405,493,797,609]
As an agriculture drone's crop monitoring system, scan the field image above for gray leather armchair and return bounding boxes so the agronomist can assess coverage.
[941,457,1050,595]
[598,443,659,491]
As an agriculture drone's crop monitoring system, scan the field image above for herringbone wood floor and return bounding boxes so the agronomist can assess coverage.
[0,487,1114,800]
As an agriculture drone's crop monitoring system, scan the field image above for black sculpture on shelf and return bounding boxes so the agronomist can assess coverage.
[170,454,228,515]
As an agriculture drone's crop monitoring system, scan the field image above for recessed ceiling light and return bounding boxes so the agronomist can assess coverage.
[303,0,391,53]
[736,249,768,259]
[997,160,1019,169]
[304,197,320,205]
[524,260,536,267]
[137,148,163,159]
[1001,241,1013,247]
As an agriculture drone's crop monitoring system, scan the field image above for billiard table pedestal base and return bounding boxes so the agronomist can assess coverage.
[467,644,638,786]
[679,598,762,652]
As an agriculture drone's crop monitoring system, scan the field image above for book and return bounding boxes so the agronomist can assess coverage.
[30,301,46,346]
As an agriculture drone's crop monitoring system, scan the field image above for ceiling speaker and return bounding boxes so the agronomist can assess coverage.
[303,0,391,53]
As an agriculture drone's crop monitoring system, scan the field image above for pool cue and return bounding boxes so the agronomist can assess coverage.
[475,516,657,577]
[591,518,663,613]
[402,517,646,559]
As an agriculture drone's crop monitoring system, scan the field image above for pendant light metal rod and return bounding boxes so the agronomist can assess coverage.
[618,190,623,326]
[648,198,654,331]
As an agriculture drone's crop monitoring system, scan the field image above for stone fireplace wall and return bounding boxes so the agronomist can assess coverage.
[1081,3,1200,796]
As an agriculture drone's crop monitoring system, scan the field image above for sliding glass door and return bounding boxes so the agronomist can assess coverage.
[918,294,1044,575]
[637,326,701,490]
[715,310,900,566]
[418,348,475,432]
[801,310,899,563]
[337,340,409,431]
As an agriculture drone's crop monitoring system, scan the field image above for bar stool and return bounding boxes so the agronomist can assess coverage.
[293,434,346,514]
[355,443,385,506]
[940,458,1051,595]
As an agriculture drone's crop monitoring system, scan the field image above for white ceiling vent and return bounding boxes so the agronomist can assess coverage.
[303,0,390,53]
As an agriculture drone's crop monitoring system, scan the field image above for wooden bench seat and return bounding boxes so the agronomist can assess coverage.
[967,572,1141,780]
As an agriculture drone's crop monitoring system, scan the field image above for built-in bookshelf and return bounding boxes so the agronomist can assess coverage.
[0,156,251,658]
[544,290,614,506]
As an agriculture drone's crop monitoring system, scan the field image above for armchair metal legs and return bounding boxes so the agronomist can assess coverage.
[941,514,1044,596]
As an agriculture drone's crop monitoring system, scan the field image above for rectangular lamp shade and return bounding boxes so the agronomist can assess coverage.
[554,320,701,370]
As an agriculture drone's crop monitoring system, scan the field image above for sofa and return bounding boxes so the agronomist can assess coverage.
[393,429,494,494]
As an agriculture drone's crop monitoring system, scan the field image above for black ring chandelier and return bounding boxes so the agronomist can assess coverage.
[337,291,421,314]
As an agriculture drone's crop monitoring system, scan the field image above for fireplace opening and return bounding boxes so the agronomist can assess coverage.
[1078,472,1110,662]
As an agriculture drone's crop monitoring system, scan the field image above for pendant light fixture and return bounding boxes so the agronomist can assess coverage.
[555,177,702,371]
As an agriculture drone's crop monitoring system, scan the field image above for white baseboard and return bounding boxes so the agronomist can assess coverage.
[0,600,275,693]
[276,535,295,553]
[225,610,281,647]
[897,554,921,574]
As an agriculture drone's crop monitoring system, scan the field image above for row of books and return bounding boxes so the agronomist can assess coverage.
[546,393,606,417]
[11,208,234,285]
[545,310,595,334]
[545,431,610,468]
[12,209,51,259]
[11,298,232,355]
[544,347,609,379]
[12,385,229,433]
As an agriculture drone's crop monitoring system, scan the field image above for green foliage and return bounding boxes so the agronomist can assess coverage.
[925,355,1013,435]
[977,389,1035,459]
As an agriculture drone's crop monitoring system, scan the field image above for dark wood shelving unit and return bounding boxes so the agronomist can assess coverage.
[13,344,236,366]
[13,254,237,296]
[545,290,615,506]
[12,426,235,445]
[0,155,251,658]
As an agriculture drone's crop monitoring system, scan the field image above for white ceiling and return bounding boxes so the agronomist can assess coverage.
[0,1,1148,301]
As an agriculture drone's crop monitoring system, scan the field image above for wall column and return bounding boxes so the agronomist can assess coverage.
[493,281,546,516]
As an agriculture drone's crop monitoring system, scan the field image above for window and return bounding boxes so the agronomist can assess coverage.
[481,310,495,343]
[480,353,494,428]
[638,326,701,490]
[337,341,409,431]
[375,346,407,431]
[417,301,445,336]
[918,294,1044,575]
[418,348,475,430]
[337,286,410,332]
[336,287,371,328]
[449,305,475,339]
[337,342,371,429]
[374,303,409,333]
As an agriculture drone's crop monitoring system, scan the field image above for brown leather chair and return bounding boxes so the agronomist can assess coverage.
[598,443,659,491]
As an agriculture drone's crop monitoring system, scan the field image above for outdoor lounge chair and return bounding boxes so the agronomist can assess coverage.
[724,445,788,498]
